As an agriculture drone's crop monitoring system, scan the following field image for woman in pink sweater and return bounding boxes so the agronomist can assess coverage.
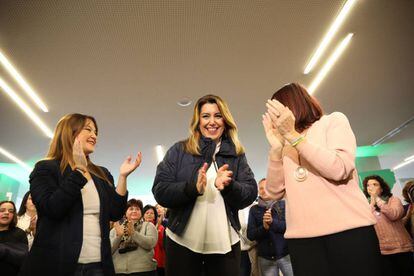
[363,175,414,275]
[263,83,381,276]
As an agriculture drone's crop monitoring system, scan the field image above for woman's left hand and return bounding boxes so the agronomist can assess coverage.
[215,164,233,191]
[266,99,300,142]
[120,152,142,177]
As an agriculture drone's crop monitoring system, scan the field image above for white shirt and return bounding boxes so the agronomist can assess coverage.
[167,158,239,254]
[78,178,102,263]
[17,213,34,249]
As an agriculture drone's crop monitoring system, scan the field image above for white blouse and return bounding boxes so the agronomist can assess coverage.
[78,178,102,263]
[167,151,239,254]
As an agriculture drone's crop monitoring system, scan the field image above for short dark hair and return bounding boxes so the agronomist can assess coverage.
[271,83,323,132]
[402,180,414,203]
[258,178,266,185]
[125,198,143,215]
[0,200,18,229]
[17,191,31,217]
[143,204,158,223]
[362,175,392,198]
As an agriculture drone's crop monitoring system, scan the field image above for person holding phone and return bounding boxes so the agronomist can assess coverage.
[19,113,142,276]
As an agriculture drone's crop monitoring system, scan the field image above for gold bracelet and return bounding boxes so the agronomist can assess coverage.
[291,136,305,147]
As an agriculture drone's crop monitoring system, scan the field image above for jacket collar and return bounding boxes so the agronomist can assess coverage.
[199,134,237,161]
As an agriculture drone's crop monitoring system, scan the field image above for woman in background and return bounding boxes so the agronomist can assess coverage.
[17,191,37,250]
[111,199,158,276]
[0,200,28,276]
[363,175,414,275]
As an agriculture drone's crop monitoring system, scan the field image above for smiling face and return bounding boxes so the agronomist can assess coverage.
[0,202,15,230]
[125,205,142,222]
[199,103,225,142]
[76,119,97,155]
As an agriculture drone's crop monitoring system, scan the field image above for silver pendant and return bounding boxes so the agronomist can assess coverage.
[294,166,308,182]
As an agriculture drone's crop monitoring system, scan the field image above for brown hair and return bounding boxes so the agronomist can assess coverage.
[362,175,392,198]
[46,113,111,185]
[271,83,323,132]
[0,201,18,229]
[402,180,414,203]
[183,94,244,155]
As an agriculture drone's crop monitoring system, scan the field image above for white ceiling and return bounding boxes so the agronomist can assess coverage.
[1,0,413,195]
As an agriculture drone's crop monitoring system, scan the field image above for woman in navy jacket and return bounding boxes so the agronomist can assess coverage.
[153,94,257,276]
[19,113,142,276]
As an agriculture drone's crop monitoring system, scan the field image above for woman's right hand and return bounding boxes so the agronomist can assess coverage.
[196,163,208,195]
[262,113,284,160]
[73,139,88,171]
[114,221,124,237]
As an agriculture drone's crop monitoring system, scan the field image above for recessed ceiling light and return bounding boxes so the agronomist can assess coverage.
[177,97,192,107]
[0,146,33,172]
[0,77,53,138]
[0,49,49,112]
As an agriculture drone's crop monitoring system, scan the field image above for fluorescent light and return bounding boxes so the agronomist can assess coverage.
[0,147,33,172]
[155,145,165,164]
[404,154,414,162]
[393,157,414,171]
[0,50,48,112]
[0,77,53,138]
[308,33,354,94]
[304,0,357,74]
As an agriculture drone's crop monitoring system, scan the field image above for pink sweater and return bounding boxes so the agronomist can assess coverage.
[373,196,414,255]
[266,112,376,238]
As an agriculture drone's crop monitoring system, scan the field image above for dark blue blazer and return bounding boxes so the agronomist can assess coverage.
[19,159,127,276]
[247,201,289,260]
[152,135,257,236]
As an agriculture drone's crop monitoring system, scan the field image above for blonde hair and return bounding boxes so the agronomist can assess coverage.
[46,113,112,185]
[183,95,244,155]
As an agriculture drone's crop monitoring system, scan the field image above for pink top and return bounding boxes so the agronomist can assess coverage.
[266,112,376,238]
[373,196,413,255]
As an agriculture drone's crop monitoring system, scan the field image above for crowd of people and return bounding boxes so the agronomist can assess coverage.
[1,83,413,276]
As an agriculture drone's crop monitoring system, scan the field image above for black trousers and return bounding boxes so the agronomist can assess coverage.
[287,225,382,276]
[73,263,104,276]
[381,252,414,276]
[165,237,240,276]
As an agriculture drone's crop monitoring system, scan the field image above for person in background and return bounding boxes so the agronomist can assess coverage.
[17,191,37,250]
[154,204,167,276]
[402,180,414,238]
[238,202,257,276]
[19,113,142,276]
[153,94,257,276]
[363,175,414,275]
[111,199,158,276]
[0,200,28,276]
[263,83,381,276]
[247,178,293,276]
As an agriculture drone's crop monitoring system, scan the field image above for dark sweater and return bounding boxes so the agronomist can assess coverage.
[0,227,28,276]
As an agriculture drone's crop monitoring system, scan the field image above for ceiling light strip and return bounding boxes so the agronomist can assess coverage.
[0,146,33,172]
[304,0,357,74]
[0,50,48,112]
[308,33,354,94]
[393,158,414,171]
[0,77,53,138]
[371,116,414,146]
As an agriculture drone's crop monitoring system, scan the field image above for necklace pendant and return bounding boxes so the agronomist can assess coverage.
[294,166,308,182]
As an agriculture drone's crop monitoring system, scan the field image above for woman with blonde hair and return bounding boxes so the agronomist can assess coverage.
[153,94,257,276]
[19,113,142,276]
